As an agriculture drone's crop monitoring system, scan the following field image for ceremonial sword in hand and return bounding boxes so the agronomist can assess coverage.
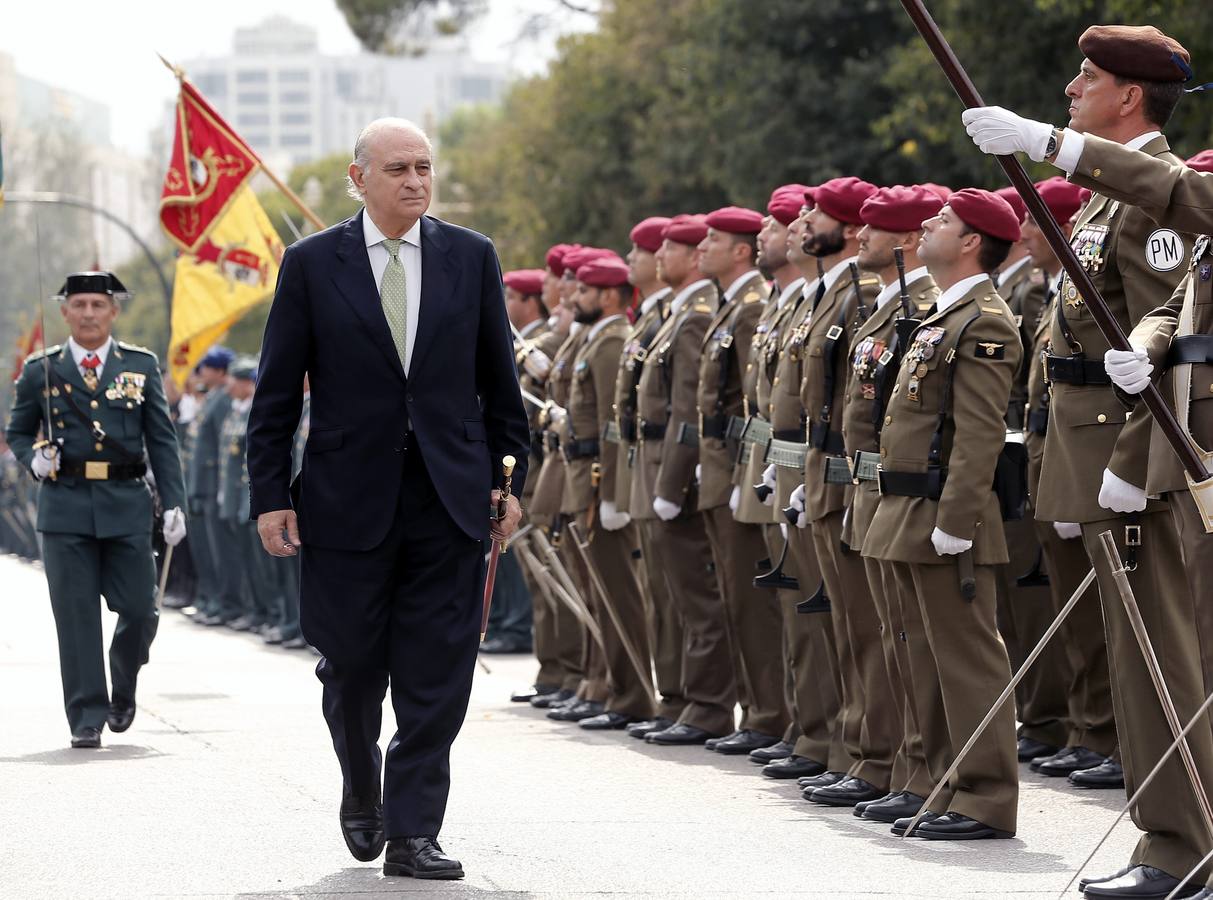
[480,455,516,642]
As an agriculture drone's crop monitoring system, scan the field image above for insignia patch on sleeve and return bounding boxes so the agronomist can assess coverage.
[974,342,1005,360]
[1145,229,1185,272]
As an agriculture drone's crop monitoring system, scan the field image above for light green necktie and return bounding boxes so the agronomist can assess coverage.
[380,237,409,368]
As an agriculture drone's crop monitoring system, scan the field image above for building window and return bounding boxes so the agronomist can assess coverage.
[280,112,311,126]
[280,133,312,147]
[279,69,310,84]
[238,113,270,128]
[458,76,495,102]
[280,90,311,104]
[244,134,269,146]
[194,73,227,97]
[237,92,269,105]
[236,70,269,84]
[335,71,357,99]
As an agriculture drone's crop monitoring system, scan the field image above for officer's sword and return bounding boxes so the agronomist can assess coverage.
[900,565,1097,838]
[528,527,606,652]
[32,209,57,478]
[155,544,174,610]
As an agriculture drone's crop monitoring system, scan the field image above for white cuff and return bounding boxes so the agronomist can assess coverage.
[1053,128,1085,176]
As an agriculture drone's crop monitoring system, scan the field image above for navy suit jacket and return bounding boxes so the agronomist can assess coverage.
[247,210,529,552]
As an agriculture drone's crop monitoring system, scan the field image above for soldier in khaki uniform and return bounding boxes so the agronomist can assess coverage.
[617,218,686,735]
[694,206,788,755]
[738,185,839,780]
[843,185,942,824]
[560,255,658,729]
[789,176,893,808]
[634,216,738,745]
[865,189,1023,840]
[965,26,1213,896]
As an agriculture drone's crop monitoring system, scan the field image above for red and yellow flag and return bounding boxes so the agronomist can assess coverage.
[11,316,43,382]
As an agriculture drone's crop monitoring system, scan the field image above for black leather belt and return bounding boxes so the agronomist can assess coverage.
[564,438,600,460]
[773,427,806,442]
[1166,334,1213,367]
[640,421,666,440]
[878,467,947,499]
[619,417,638,442]
[60,459,147,481]
[1046,354,1111,386]
[701,414,728,440]
[808,421,845,455]
[1028,407,1049,435]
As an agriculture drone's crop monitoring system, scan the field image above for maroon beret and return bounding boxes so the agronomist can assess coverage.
[503,269,546,296]
[1077,187,1093,207]
[705,206,764,235]
[1034,177,1086,226]
[921,183,953,202]
[947,188,1023,243]
[546,243,580,277]
[663,214,709,246]
[768,184,811,226]
[859,185,943,233]
[994,186,1028,225]
[561,246,614,275]
[577,255,631,288]
[630,217,672,253]
[802,186,817,208]
[1079,25,1191,84]
[813,176,879,226]
[1187,150,1213,174]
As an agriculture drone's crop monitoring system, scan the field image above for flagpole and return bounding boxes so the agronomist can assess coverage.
[157,53,326,233]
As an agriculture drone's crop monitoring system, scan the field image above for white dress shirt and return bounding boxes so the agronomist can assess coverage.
[873,266,928,310]
[935,273,992,314]
[776,276,806,310]
[1055,128,1162,176]
[669,278,714,316]
[641,286,672,317]
[68,336,113,381]
[363,210,423,376]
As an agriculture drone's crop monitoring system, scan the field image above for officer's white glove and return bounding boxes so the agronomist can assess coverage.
[653,497,681,521]
[931,527,973,556]
[729,485,741,513]
[163,507,187,547]
[523,348,552,382]
[1104,345,1153,394]
[961,106,1053,162]
[790,483,808,529]
[30,442,61,481]
[760,463,777,506]
[547,404,567,427]
[1098,468,1147,514]
[1054,521,1083,540]
[599,500,631,532]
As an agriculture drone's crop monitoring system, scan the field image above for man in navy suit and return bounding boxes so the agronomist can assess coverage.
[247,118,528,880]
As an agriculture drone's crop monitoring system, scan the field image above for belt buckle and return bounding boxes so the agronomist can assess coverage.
[826,325,844,341]
[1125,524,1142,547]
[84,461,109,480]
[876,466,885,496]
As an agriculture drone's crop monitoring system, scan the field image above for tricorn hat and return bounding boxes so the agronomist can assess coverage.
[54,271,131,302]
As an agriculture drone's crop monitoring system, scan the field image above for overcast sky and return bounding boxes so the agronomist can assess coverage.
[3,0,591,156]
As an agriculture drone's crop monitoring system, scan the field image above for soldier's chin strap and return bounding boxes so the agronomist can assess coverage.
[1172,54,1213,94]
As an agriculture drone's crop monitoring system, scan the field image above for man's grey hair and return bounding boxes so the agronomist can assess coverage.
[345,117,435,201]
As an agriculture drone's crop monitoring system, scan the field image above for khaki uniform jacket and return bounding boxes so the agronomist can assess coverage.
[633,282,719,511]
[527,329,585,525]
[562,316,630,516]
[1036,135,1192,522]
[517,321,562,501]
[611,293,669,513]
[864,278,1022,565]
[841,274,939,549]
[798,262,881,522]
[768,283,818,506]
[697,270,767,511]
[1026,291,1056,504]
[1002,264,1047,430]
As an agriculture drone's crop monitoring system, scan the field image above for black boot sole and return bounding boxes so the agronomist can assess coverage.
[383,862,465,879]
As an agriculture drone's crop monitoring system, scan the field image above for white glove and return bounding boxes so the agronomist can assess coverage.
[961,106,1054,162]
[1104,345,1153,394]
[30,442,61,480]
[163,507,187,547]
[760,464,777,506]
[931,526,973,556]
[653,497,681,521]
[729,485,741,513]
[547,405,567,427]
[599,500,631,531]
[1054,521,1083,540]
[1098,468,1147,514]
[523,348,552,381]
[790,483,808,529]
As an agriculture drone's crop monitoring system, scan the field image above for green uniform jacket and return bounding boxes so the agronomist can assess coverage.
[186,388,232,503]
[5,341,186,539]
[218,399,252,522]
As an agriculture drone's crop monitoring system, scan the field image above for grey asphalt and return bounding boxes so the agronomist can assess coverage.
[0,552,1138,898]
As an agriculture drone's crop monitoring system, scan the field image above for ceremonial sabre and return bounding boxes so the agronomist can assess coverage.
[31,209,57,479]
[480,455,516,642]
[155,545,175,611]
[898,0,1209,484]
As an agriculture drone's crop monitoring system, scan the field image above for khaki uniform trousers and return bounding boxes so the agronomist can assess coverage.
[564,538,608,703]
[637,520,686,721]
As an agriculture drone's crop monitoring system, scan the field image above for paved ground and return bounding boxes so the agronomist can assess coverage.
[0,552,1139,898]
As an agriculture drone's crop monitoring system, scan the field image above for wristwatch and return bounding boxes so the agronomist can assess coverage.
[1044,129,1059,161]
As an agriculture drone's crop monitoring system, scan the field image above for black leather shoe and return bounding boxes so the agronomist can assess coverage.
[194,612,223,626]
[1017,736,1060,762]
[705,730,743,751]
[799,771,846,793]
[579,711,637,730]
[1083,864,1202,898]
[763,755,825,779]
[70,726,102,749]
[162,594,190,609]
[1079,864,1138,891]
[1033,745,1106,776]
[855,792,896,816]
[262,626,285,645]
[913,812,1013,841]
[547,700,604,722]
[531,688,575,709]
[227,615,255,632]
[645,723,720,746]
[479,637,532,654]
[860,791,927,824]
[627,717,674,739]
[339,794,384,862]
[712,730,781,756]
[750,740,794,764]
[281,635,309,650]
[383,836,464,880]
[511,684,557,703]
[808,775,884,807]
[107,698,136,733]
[1070,757,1125,789]
[891,811,942,836]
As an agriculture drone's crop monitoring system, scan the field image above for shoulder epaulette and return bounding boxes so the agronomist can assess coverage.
[742,289,764,305]
[692,301,714,315]
[24,344,62,365]
[858,276,881,287]
[116,340,157,357]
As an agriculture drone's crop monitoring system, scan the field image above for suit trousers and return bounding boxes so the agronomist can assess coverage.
[1083,511,1213,882]
[639,520,686,721]
[703,507,789,738]
[42,531,159,734]
[649,511,736,736]
[301,445,483,839]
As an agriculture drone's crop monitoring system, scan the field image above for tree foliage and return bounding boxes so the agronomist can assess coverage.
[335,0,488,53]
